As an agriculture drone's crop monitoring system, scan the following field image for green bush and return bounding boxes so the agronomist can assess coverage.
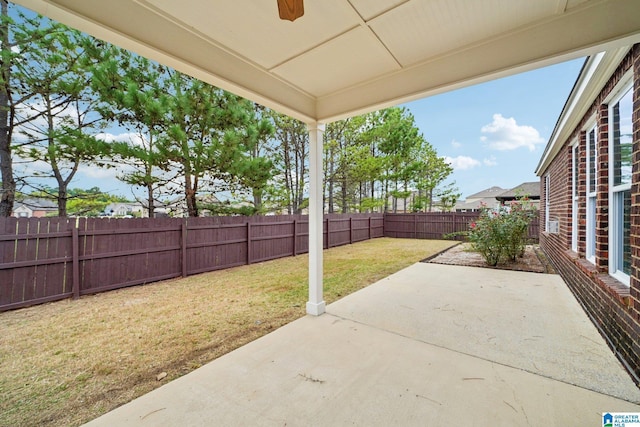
[468,198,536,266]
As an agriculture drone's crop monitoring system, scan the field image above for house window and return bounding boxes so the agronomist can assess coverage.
[586,125,597,263]
[609,84,632,284]
[571,143,578,252]
[544,174,550,231]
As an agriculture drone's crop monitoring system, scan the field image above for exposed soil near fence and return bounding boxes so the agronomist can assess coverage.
[425,242,556,274]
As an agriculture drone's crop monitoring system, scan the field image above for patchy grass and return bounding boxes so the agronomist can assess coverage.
[0,237,455,427]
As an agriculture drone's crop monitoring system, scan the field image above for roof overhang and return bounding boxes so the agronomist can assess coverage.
[535,45,632,176]
[13,0,640,124]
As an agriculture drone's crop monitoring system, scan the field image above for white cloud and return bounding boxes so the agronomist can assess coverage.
[13,157,51,175]
[96,132,145,146]
[12,99,82,144]
[443,155,481,170]
[450,139,462,149]
[483,156,497,166]
[480,113,544,151]
[77,163,122,180]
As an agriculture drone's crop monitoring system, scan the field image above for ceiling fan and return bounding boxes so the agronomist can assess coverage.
[277,0,304,21]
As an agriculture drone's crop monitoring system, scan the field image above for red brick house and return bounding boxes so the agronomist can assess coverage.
[536,44,640,381]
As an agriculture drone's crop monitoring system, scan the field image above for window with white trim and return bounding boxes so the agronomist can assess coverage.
[609,84,632,285]
[544,174,550,231]
[586,125,597,263]
[571,143,578,252]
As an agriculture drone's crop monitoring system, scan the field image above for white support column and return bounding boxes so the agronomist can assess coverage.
[306,122,325,316]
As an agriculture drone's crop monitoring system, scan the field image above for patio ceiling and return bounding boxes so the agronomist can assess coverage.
[14,0,640,124]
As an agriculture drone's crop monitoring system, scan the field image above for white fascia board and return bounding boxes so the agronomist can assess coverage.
[535,46,632,176]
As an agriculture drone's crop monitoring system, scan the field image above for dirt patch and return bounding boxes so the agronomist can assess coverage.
[426,242,556,274]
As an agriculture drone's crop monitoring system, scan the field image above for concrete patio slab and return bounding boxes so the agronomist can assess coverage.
[84,264,640,426]
[328,263,640,401]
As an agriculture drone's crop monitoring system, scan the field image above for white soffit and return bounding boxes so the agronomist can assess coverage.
[146,0,360,71]
[369,0,563,67]
[348,0,409,21]
[14,0,640,124]
[272,26,401,97]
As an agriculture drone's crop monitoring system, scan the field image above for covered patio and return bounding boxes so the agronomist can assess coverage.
[83,263,640,425]
[15,0,640,316]
[12,1,640,424]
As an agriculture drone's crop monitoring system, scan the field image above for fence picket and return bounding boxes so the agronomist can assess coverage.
[0,212,536,312]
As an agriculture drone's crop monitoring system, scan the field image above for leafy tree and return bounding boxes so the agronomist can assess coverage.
[325,115,377,213]
[0,1,12,216]
[25,186,126,216]
[412,140,454,212]
[0,3,73,216]
[374,107,423,212]
[321,107,457,214]
[266,111,308,214]
[65,186,127,216]
[162,71,274,217]
[87,45,173,217]
[2,6,108,216]
[89,43,274,217]
[226,104,274,214]
[434,182,461,212]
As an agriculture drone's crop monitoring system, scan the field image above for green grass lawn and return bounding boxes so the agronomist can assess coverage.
[0,237,455,427]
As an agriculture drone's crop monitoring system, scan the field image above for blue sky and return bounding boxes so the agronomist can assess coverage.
[33,57,586,201]
[403,57,585,198]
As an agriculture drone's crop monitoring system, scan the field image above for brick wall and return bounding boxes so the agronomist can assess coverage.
[539,45,640,382]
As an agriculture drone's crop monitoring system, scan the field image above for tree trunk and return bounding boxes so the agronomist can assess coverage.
[403,180,408,213]
[428,188,434,212]
[186,189,198,217]
[281,132,292,214]
[253,188,262,213]
[341,177,348,213]
[295,139,305,214]
[57,188,67,217]
[0,0,14,217]
[384,179,389,213]
[146,182,155,218]
[327,147,334,214]
[370,180,375,210]
[47,103,65,217]
[184,173,198,217]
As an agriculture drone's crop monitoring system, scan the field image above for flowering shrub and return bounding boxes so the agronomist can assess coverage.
[468,198,536,266]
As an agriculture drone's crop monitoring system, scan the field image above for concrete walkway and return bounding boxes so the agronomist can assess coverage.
[85,263,640,426]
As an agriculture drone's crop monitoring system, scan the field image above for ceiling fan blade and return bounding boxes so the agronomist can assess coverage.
[278,0,304,21]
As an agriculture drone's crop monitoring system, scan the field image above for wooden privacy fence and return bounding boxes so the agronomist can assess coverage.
[383,212,540,242]
[0,211,540,312]
[0,213,383,312]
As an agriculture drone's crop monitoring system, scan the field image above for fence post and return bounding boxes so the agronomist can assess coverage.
[414,214,417,239]
[72,223,80,299]
[349,217,353,244]
[293,219,297,256]
[181,222,188,277]
[247,221,252,265]
[368,216,371,240]
[327,218,331,248]
[453,212,457,238]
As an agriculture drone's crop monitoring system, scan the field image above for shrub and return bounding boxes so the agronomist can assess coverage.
[468,198,536,266]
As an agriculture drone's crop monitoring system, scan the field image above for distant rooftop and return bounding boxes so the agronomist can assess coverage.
[496,182,540,200]
[16,198,58,210]
[466,186,506,200]
[454,197,501,211]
